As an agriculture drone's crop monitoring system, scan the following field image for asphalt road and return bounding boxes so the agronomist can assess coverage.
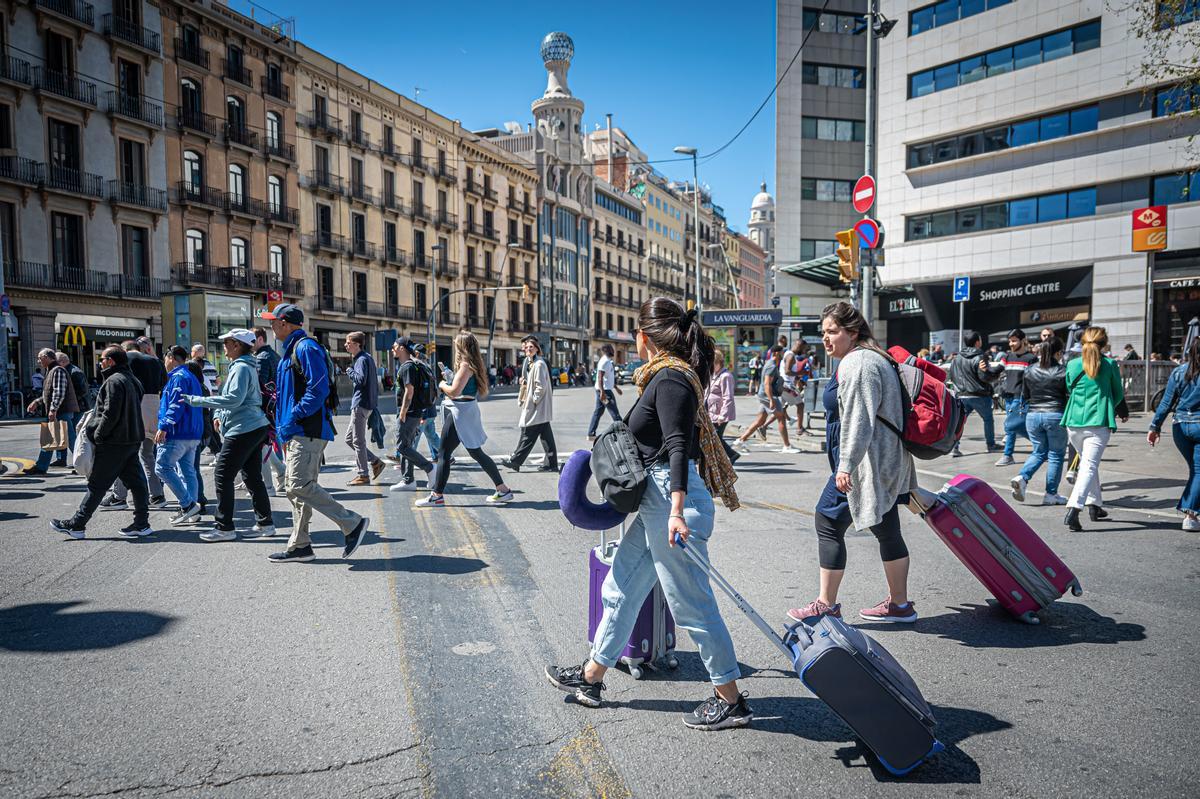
[0,387,1197,798]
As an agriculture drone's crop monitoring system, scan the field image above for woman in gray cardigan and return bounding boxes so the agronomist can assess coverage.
[786,302,920,625]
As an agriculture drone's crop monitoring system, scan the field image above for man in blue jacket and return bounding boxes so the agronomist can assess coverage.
[154,345,205,526]
[262,304,369,563]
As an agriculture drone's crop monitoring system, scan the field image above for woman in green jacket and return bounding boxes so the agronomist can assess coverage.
[1061,327,1126,531]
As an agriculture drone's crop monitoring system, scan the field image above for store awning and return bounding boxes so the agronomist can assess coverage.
[777,256,910,295]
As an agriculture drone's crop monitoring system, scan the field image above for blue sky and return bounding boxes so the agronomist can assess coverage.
[243,0,776,232]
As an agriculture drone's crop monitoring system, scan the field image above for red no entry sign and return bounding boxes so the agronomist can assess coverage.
[852,175,876,214]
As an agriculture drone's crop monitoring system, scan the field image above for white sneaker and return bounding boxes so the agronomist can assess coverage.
[390,478,417,492]
[1042,493,1068,506]
[1183,516,1200,532]
[951,446,963,458]
[170,503,202,526]
[733,440,751,453]
[242,524,276,538]
[779,446,801,454]
[1010,475,1027,503]
[994,455,1014,466]
[199,528,238,542]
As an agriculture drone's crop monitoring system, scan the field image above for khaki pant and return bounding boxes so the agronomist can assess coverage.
[345,406,381,477]
[284,435,363,551]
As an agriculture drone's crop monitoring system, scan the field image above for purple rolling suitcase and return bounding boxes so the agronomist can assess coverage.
[587,522,677,679]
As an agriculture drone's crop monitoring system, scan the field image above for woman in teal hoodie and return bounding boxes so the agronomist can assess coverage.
[1061,326,1126,531]
[183,329,274,542]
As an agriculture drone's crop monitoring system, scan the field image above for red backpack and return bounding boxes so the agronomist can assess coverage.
[878,346,965,460]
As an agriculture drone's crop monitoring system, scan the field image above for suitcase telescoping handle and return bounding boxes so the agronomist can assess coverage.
[677,540,795,659]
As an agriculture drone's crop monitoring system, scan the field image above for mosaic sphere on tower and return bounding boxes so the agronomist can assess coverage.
[540,32,574,64]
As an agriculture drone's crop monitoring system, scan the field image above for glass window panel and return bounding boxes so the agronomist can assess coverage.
[957,206,981,233]
[909,144,934,168]
[934,0,958,26]
[816,240,837,257]
[934,64,959,92]
[982,203,1008,229]
[987,0,1011,8]
[1010,119,1039,147]
[835,181,852,203]
[960,56,986,84]
[819,13,837,32]
[836,120,854,141]
[933,138,958,162]
[1013,39,1043,70]
[906,216,931,241]
[911,6,935,35]
[818,65,836,85]
[801,178,816,200]
[802,117,817,138]
[1156,86,1191,116]
[851,67,865,88]
[816,179,835,201]
[962,0,986,16]
[802,63,818,84]
[803,10,818,29]
[910,70,935,98]
[930,211,956,238]
[1009,197,1038,226]
[1040,112,1070,140]
[1191,172,1200,203]
[817,118,836,140]
[1037,192,1067,222]
[800,240,815,260]
[986,47,1013,77]
[1153,173,1189,205]
[1069,106,1099,133]
[1072,21,1101,53]
[959,132,984,158]
[983,126,1010,151]
[1067,188,1096,217]
[1043,29,1073,62]
[854,121,866,141]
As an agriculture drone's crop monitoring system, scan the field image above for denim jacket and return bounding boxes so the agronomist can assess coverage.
[1150,364,1200,431]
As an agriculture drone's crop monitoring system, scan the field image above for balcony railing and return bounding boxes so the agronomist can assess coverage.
[264,204,298,225]
[261,76,289,102]
[349,238,377,260]
[318,294,351,314]
[382,246,408,267]
[172,181,222,207]
[224,123,258,149]
[105,91,163,127]
[0,156,44,186]
[174,38,210,69]
[173,262,255,291]
[4,260,166,299]
[410,203,430,222]
[263,136,295,161]
[260,273,304,295]
[35,0,94,27]
[108,180,167,211]
[223,192,264,217]
[223,60,252,87]
[32,67,97,106]
[412,252,432,271]
[1,54,32,86]
[349,128,371,149]
[435,261,459,279]
[434,210,458,229]
[434,162,457,182]
[411,155,430,174]
[380,194,407,215]
[177,107,220,137]
[302,232,349,254]
[379,145,409,166]
[348,182,376,205]
[102,14,160,53]
[45,165,104,198]
[302,170,345,195]
[301,112,343,139]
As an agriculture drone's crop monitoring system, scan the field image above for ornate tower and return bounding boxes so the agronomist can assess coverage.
[531,32,587,198]
[748,181,775,268]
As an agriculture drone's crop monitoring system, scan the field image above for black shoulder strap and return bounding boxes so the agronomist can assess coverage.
[1069,367,1086,393]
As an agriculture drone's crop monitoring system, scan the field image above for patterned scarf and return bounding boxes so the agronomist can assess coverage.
[634,352,740,511]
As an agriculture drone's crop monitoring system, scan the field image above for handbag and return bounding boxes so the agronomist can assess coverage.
[72,410,95,476]
[39,419,70,451]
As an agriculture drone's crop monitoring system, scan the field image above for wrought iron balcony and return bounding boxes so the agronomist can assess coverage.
[105,91,163,127]
[35,0,94,27]
[0,156,44,186]
[349,238,377,260]
[115,272,172,299]
[174,38,210,69]
[379,145,409,166]
[302,232,349,254]
[434,162,457,182]
[177,108,220,137]
[465,181,497,201]
[44,164,104,198]
[301,112,343,139]
[434,210,457,230]
[412,252,432,271]
[262,136,295,161]
[411,155,431,175]
[261,76,289,102]
[259,273,304,295]
[382,246,408,267]
[318,294,351,314]
[108,180,167,212]
[32,67,97,106]
[302,170,345,195]
[1,54,32,86]
[223,192,264,217]
[380,194,407,215]
[435,261,459,279]
[172,181,222,208]
[348,182,376,205]
[224,123,258,150]
[264,203,298,225]
[410,203,430,222]
[102,14,160,53]
[223,60,252,87]
[349,128,371,150]
[6,260,106,295]
[173,262,259,291]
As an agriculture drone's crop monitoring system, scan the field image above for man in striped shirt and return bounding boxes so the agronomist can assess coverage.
[985,329,1039,466]
[24,348,80,475]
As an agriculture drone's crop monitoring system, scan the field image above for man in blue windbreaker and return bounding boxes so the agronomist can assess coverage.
[154,345,205,526]
[262,304,369,563]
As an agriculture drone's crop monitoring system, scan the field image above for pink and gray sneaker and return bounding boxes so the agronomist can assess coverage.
[786,599,842,624]
[859,597,918,623]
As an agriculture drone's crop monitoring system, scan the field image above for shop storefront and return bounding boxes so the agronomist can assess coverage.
[162,291,255,383]
[702,308,784,393]
[1150,248,1200,358]
[56,315,152,385]
[880,291,929,353]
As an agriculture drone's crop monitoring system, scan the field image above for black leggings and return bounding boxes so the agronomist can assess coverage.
[816,504,907,570]
[432,413,504,494]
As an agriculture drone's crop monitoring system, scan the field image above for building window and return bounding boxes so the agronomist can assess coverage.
[0,103,11,150]
[910,0,1012,36]
[180,78,201,115]
[906,187,1097,241]
[266,111,282,148]
[228,164,245,203]
[907,103,1099,167]
[801,63,865,89]
[226,95,244,131]
[47,118,80,172]
[119,138,145,185]
[51,212,83,268]
[801,178,853,202]
[186,228,205,265]
[231,237,248,270]
[122,225,149,277]
[1153,170,1200,206]
[802,9,865,33]
[909,20,1101,98]
[183,150,202,189]
[268,175,282,212]
[800,116,866,141]
[1155,84,1200,116]
[1156,0,1200,29]
[386,277,399,311]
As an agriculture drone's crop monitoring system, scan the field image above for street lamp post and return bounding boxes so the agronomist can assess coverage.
[484,240,517,372]
[429,242,445,376]
[708,243,741,310]
[674,146,701,311]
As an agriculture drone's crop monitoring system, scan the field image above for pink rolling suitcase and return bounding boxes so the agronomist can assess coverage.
[917,475,1082,624]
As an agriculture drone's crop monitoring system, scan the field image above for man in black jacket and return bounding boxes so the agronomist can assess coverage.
[103,338,166,508]
[52,347,153,539]
[948,332,999,457]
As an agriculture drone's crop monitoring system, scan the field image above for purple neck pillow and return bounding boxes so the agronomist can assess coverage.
[558,449,628,531]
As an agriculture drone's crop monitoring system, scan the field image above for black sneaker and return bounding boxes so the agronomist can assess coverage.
[148,495,167,509]
[268,545,316,564]
[1088,505,1109,521]
[100,497,128,511]
[537,463,559,473]
[682,691,754,731]
[50,518,86,539]
[21,466,48,476]
[499,457,521,472]
[118,523,154,538]
[342,516,370,559]
[545,663,605,708]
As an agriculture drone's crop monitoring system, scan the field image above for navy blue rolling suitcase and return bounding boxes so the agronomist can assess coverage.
[678,541,943,776]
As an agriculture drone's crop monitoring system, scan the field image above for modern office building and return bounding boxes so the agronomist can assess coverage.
[774,0,868,326]
[875,0,1200,362]
[1,0,170,396]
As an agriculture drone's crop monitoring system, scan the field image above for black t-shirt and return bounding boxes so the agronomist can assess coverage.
[398,360,429,412]
[627,369,701,492]
[127,350,166,394]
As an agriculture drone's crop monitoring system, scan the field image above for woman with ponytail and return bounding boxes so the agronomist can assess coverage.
[545,298,749,732]
[1148,336,1200,531]
[1061,326,1126,531]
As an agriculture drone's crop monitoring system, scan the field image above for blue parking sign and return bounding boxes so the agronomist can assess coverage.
[953,276,970,303]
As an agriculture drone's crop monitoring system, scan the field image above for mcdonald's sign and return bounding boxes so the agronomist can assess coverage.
[61,325,87,346]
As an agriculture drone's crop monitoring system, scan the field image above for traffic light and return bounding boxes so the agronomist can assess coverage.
[836,229,859,283]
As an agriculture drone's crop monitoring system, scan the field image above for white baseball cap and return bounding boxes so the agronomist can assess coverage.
[219,328,256,346]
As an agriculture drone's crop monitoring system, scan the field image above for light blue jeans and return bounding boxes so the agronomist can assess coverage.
[155,438,200,509]
[591,462,741,686]
[959,396,996,449]
[1019,411,1067,495]
[1003,397,1029,457]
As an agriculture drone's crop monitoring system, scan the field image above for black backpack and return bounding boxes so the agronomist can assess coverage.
[289,337,341,412]
[411,360,438,410]
[590,392,661,513]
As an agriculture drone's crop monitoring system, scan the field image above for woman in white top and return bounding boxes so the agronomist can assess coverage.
[586,344,623,441]
[500,335,558,472]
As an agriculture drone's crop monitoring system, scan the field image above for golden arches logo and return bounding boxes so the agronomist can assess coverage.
[61,325,87,346]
